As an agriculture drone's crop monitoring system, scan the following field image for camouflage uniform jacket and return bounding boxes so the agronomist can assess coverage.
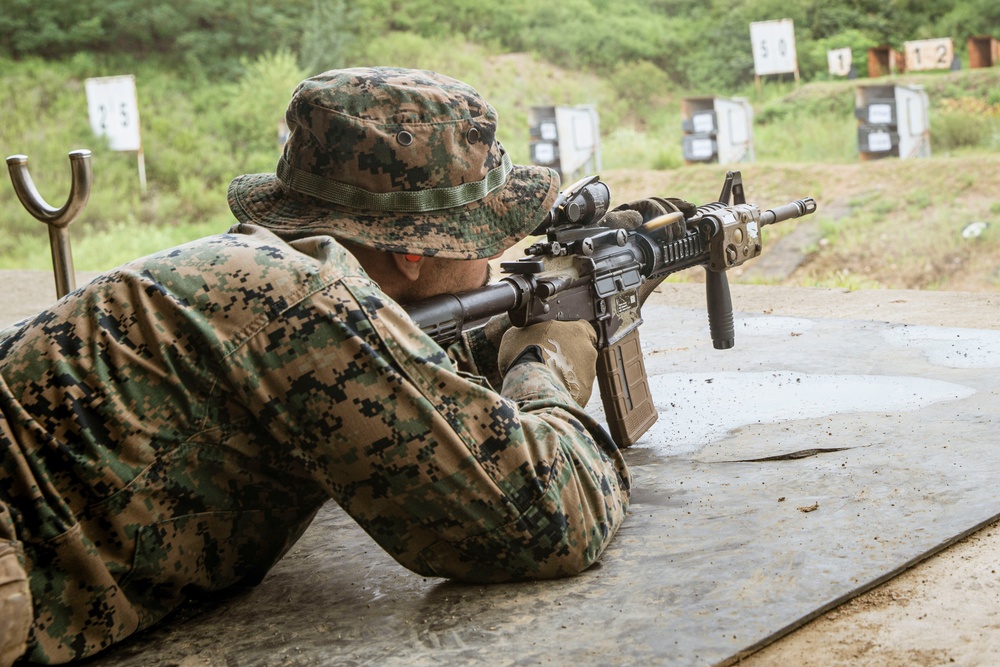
[0,224,630,663]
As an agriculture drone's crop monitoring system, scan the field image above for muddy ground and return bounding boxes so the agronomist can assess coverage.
[656,283,1000,667]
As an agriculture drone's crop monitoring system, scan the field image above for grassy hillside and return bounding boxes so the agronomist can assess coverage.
[2,51,999,292]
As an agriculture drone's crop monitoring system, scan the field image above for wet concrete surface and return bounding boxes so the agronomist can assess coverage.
[3,273,999,666]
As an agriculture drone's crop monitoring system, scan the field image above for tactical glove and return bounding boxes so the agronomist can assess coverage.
[601,196,695,241]
[449,312,513,390]
[497,320,598,407]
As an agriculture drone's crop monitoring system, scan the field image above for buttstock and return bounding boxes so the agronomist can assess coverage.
[596,328,657,447]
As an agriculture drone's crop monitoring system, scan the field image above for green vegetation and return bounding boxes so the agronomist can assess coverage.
[5,0,1000,88]
[2,0,1000,291]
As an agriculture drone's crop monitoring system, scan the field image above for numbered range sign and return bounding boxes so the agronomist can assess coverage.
[828,47,853,77]
[84,75,142,152]
[904,38,954,72]
[750,19,798,76]
[866,130,893,153]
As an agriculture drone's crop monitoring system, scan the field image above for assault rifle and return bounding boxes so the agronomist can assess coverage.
[405,170,816,447]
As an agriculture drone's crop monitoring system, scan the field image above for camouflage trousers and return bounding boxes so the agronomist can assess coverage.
[0,225,630,663]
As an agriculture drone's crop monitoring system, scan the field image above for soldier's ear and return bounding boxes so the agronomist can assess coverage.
[391,253,423,282]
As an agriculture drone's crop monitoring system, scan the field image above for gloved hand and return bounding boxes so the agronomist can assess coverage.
[497,320,598,407]
[600,196,696,241]
[0,543,31,667]
[451,312,513,390]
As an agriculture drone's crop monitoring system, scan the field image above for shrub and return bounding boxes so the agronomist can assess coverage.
[932,110,991,152]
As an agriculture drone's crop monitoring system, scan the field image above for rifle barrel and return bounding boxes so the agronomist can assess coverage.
[760,197,817,226]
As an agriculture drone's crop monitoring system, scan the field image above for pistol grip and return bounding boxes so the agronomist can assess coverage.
[596,328,658,447]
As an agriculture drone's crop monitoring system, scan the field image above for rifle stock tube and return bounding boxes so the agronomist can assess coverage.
[405,280,521,346]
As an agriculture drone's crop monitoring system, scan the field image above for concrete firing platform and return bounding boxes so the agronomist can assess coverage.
[3,273,1000,666]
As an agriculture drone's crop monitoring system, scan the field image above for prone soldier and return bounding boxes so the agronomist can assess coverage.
[0,67,631,664]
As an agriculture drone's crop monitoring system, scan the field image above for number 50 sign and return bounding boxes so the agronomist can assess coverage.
[84,75,142,152]
[750,19,799,77]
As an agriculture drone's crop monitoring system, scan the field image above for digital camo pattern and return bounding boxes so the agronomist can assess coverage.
[0,224,630,663]
[227,67,560,260]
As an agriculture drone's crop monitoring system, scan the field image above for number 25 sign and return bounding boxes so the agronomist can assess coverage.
[84,75,142,152]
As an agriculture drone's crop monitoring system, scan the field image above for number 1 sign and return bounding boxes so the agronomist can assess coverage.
[828,47,853,77]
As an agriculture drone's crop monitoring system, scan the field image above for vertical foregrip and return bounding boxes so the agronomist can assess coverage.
[596,328,658,448]
[704,269,735,350]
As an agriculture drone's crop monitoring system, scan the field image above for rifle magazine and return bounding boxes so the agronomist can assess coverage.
[596,328,657,447]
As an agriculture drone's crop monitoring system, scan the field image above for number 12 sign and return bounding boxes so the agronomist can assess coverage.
[84,75,142,152]
[904,38,954,72]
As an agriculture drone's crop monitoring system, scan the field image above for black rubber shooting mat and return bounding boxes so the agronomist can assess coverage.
[90,303,1000,666]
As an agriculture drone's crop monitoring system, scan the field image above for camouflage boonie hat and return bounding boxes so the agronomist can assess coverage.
[228,67,560,260]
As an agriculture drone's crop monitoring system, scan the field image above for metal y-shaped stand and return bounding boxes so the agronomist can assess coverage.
[5,150,92,299]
